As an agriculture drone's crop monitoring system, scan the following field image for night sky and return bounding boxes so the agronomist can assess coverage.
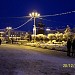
[0,0,75,32]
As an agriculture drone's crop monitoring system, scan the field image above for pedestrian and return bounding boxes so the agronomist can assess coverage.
[72,39,75,56]
[0,39,2,45]
[29,34,32,42]
[67,39,71,56]
[11,38,14,44]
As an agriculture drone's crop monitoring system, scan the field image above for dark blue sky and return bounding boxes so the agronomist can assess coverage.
[0,0,75,31]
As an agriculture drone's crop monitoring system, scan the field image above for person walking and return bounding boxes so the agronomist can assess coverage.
[72,39,75,56]
[67,39,71,56]
[0,39,2,45]
[11,38,14,44]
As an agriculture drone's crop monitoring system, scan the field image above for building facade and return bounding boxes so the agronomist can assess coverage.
[0,29,26,40]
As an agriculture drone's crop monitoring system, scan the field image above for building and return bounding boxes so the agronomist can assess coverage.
[0,28,26,40]
[0,29,5,40]
[37,22,45,34]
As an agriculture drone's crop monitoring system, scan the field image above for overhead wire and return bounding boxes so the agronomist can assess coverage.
[0,16,29,19]
[13,18,33,30]
[0,10,75,30]
[0,10,75,19]
[41,10,75,17]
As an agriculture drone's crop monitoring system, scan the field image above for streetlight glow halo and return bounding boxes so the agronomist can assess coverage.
[29,11,40,18]
[29,13,32,17]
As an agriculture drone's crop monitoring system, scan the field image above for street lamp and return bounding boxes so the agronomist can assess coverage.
[46,27,50,34]
[29,12,40,35]
[6,27,12,30]
[6,27,12,39]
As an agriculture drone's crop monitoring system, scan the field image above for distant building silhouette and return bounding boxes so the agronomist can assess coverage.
[37,22,45,34]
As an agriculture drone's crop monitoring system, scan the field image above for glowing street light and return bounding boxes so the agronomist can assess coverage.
[6,27,12,30]
[46,28,50,32]
[46,27,50,34]
[29,12,40,35]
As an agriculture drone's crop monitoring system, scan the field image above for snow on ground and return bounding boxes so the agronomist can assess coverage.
[0,44,75,75]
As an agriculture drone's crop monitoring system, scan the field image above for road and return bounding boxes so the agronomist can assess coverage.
[0,44,75,75]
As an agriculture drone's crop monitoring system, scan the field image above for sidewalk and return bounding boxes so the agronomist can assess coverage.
[0,44,75,75]
[1,44,74,59]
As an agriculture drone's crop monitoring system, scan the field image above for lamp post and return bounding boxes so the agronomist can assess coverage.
[6,27,12,39]
[29,12,40,35]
